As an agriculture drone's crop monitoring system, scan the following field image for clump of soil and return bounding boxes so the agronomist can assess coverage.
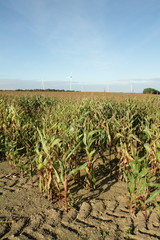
[0,161,159,240]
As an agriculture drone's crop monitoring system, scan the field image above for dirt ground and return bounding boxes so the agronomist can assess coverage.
[0,161,159,240]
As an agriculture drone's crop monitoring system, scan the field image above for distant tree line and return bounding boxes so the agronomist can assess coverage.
[0,89,78,92]
[143,88,160,94]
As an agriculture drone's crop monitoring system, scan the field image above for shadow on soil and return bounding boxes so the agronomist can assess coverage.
[70,158,120,208]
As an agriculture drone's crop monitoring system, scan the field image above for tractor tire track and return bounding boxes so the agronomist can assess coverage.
[0,161,159,240]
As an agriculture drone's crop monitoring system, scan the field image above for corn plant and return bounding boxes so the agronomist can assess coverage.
[124,158,149,213]
[82,129,101,188]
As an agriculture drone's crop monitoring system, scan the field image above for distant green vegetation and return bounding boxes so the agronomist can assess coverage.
[15,89,77,92]
[143,88,160,94]
[0,89,77,92]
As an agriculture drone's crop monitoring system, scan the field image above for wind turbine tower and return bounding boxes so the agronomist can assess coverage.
[41,79,45,90]
[130,80,133,93]
[67,73,72,91]
[108,84,110,92]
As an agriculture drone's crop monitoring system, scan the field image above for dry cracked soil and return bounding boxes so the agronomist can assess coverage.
[0,161,159,240]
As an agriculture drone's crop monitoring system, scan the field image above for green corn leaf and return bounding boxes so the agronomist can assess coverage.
[65,142,81,161]
[128,182,135,194]
[130,161,139,174]
[53,167,61,183]
[144,127,152,138]
[68,162,88,176]
[144,143,151,152]
[145,190,160,203]
[137,177,147,193]
[48,174,52,190]
[130,144,137,156]
[89,138,97,148]
[37,163,45,170]
[139,168,149,178]
[115,133,124,139]
[128,176,135,194]
[83,132,87,146]
[43,158,48,166]
[88,149,96,159]
[128,134,141,142]
[59,160,64,184]
[50,138,61,147]
[85,166,89,174]
[42,144,49,155]
[88,129,100,138]
[37,128,49,155]
[37,127,42,138]
[50,123,58,130]
[148,182,160,188]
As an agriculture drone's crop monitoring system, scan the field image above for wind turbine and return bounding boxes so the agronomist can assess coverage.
[130,80,133,93]
[105,83,110,92]
[67,73,72,91]
[107,84,110,92]
[41,79,45,90]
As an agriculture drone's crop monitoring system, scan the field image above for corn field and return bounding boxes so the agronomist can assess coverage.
[0,93,159,219]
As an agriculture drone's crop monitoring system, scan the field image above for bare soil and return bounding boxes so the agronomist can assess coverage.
[0,161,159,240]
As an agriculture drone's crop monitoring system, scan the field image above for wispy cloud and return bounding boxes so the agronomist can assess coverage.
[7,0,108,60]
[0,79,39,90]
[0,78,81,91]
[0,77,159,93]
[117,77,160,84]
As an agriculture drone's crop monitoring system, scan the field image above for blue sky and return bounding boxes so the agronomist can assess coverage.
[0,0,160,92]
